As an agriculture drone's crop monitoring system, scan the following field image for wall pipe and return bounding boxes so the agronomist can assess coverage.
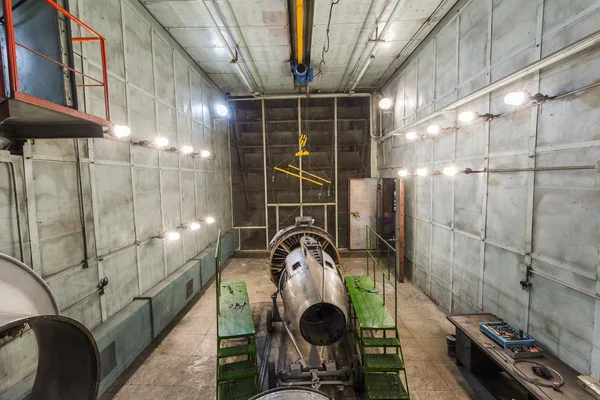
[377,29,600,143]
[346,0,406,93]
[530,269,600,301]
[229,93,371,101]
[1,158,24,262]
[195,0,258,94]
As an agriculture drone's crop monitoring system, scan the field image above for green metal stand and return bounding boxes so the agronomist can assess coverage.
[344,226,410,400]
[215,231,258,399]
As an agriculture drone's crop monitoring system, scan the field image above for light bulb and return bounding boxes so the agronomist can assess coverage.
[216,104,229,117]
[188,222,201,230]
[405,132,418,141]
[200,150,211,158]
[458,111,475,123]
[205,216,216,224]
[379,98,393,110]
[113,125,131,138]
[398,169,409,177]
[504,91,526,106]
[416,168,429,177]
[427,125,441,135]
[155,137,169,147]
[443,166,459,177]
[181,145,194,154]
[165,231,180,241]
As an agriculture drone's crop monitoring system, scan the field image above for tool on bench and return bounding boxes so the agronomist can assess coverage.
[353,276,379,294]
[223,284,234,294]
[227,301,247,312]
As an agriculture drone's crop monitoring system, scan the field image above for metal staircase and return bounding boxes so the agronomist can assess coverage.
[345,227,410,399]
[215,231,258,399]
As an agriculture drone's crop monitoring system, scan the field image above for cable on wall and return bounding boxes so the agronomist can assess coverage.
[314,0,340,79]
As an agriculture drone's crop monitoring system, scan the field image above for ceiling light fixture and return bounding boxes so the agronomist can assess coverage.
[204,216,216,224]
[216,104,229,117]
[398,169,409,177]
[416,168,429,177]
[443,166,459,177]
[165,231,181,241]
[181,145,194,154]
[154,137,169,148]
[379,98,393,110]
[405,131,418,141]
[427,125,441,135]
[188,222,201,231]
[200,150,212,159]
[112,125,131,138]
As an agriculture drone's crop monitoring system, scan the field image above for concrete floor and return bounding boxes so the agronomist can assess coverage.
[101,257,494,400]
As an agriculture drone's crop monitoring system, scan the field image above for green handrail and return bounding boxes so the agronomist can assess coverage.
[365,225,397,329]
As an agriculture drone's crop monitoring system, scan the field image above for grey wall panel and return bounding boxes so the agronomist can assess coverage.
[33,161,85,277]
[166,237,185,276]
[453,159,484,236]
[175,55,191,116]
[452,233,480,310]
[0,331,37,395]
[94,138,131,164]
[486,155,528,252]
[379,0,600,378]
[95,165,135,255]
[482,244,526,330]
[490,0,537,66]
[138,240,165,294]
[435,19,458,99]
[46,264,100,311]
[134,168,162,239]
[153,33,176,107]
[432,171,453,228]
[61,292,103,331]
[82,0,125,76]
[532,148,600,276]
[124,3,155,94]
[528,270,594,375]
[541,9,600,56]
[431,225,452,284]
[458,4,488,85]
[129,88,157,141]
[101,247,139,319]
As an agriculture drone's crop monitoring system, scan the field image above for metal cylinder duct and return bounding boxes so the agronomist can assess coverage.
[0,253,100,400]
[279,236,348,346]
[268,216,340,285]
[250,387,331,399]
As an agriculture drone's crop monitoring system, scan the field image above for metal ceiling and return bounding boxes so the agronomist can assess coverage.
[139,0,458,95]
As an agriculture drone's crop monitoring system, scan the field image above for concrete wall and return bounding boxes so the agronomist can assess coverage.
[0,0,232,394]
[378,0,600,378]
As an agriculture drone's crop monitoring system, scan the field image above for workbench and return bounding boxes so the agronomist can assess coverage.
[447,313,594,400]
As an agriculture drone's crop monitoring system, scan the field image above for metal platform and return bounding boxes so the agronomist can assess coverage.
[345,276,395,329]
[218,280,255,339]
[0,92,109,138]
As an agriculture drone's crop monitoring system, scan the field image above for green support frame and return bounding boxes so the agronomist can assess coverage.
[344,226,410,399]
[215,230,258,400]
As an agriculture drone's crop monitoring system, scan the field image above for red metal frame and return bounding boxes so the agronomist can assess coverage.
[1,0,111,122]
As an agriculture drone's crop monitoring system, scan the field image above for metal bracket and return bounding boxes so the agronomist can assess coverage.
[519,255,532,290]
[97,277,109,295]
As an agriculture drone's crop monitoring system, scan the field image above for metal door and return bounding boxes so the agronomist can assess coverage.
[348,178,378,249]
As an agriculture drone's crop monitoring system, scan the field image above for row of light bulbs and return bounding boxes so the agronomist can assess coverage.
[155,217,216,241]
[107,103,230,156]
[398,166,469,178]
[379,89,552,141]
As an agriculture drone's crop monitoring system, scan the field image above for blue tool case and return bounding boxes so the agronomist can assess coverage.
[480,321,536,347]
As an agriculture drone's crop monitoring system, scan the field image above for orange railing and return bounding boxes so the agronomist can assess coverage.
[1,0,110,121]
